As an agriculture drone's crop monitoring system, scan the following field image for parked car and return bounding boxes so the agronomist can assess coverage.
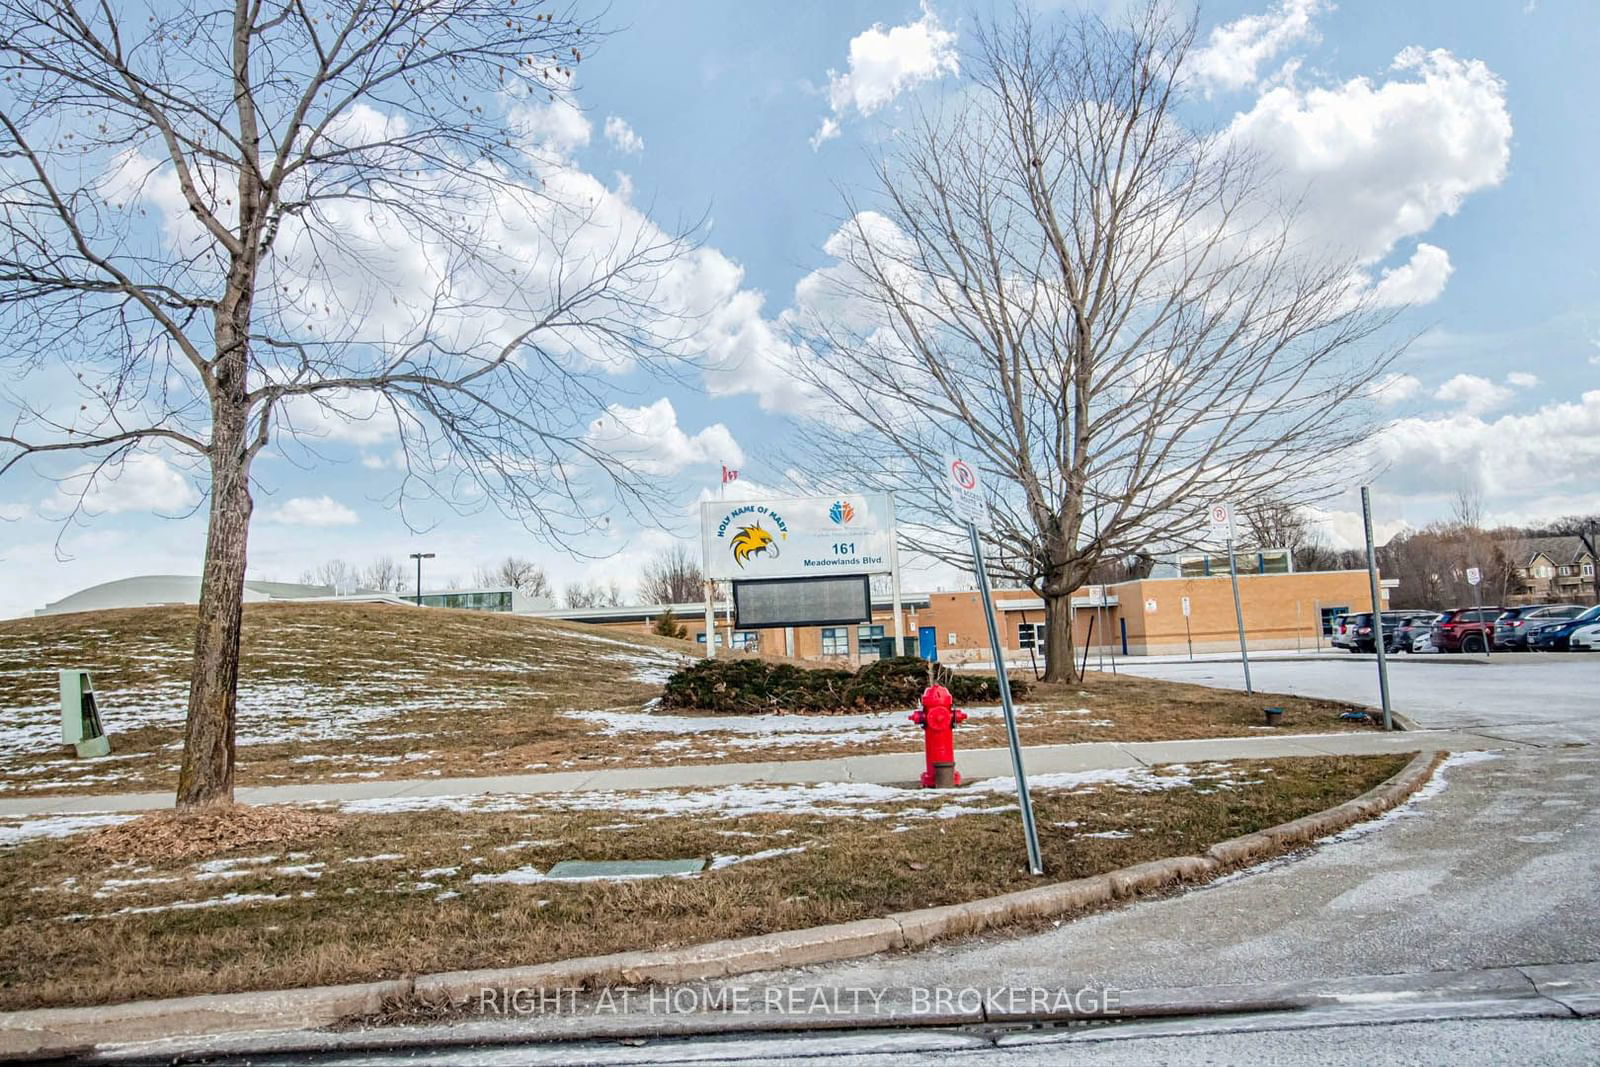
[1431,607,1505,653]
[1411,632,1439,653]
[1495,604,1587,651]
[1329,613,1358,651]
[1392,613,1442,653]
[1527,604,1600,651]
[1340,612,1400,653]
[1571,620,1600,651]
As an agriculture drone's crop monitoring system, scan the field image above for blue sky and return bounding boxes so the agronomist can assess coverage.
[2,0,1597,617]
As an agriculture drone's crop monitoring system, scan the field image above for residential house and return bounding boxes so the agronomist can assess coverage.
[1501,537,1599,605]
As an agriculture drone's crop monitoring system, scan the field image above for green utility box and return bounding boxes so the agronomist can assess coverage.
[59,669,112,758]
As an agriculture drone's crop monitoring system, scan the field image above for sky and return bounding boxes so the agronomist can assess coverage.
[2,0,1597,617]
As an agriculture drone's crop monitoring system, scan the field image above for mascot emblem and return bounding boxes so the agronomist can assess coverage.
[730,523,779,568]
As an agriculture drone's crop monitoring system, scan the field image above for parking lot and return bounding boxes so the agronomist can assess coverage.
[1112,652,1600,741]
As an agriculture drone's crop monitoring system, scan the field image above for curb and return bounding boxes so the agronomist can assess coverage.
[0,751,1445,1060]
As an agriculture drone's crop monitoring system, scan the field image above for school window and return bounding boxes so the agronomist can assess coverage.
[730,631,759,651]
[694,632,725,647]
[858,624,885,643]
[821,628,849,656]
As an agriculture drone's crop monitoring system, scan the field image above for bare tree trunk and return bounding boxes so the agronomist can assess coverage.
[177,432,252,807]
[1043,590,1077,683]
[177,284,255,808]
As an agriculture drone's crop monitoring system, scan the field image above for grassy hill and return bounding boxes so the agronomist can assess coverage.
[0,602,694,796]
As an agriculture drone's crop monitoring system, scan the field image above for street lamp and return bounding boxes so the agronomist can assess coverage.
[409,552,435,607]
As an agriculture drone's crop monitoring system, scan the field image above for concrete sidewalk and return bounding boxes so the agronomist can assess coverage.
[0,727,1519,817]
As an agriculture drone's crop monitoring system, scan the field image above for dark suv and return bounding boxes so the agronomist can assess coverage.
[1340,612,1399,653]
[1432,607,1504,653]
[1495,604,1586,651]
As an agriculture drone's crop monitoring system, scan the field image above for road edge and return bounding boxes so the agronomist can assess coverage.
[0,751,1445,1061]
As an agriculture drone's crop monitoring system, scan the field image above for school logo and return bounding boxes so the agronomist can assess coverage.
[829,499,855,525]
[730,523,780,568]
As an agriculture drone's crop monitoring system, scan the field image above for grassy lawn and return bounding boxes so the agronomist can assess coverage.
[0,604,1378,797]
[0,753,1409,1011]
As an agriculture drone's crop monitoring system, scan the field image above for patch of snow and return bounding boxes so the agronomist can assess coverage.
[273,864,326,878]
[194,854,278,875]
[0,813,134,846]
[419,866,459,878]
[65,891,298,920]
[468,865,546,885]
[343,852,405,864]
[707,846,807,869]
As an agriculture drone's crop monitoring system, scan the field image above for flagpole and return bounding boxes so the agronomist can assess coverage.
[720,466,732,648]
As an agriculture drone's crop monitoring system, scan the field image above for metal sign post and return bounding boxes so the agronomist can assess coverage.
[1466,566,1489,658]
[1181,595,1193,661]
[947,456,1044,877]
[1211,502,1253,694]
[1360,487,1393,730]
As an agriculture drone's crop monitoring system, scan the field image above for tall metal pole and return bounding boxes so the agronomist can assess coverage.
[888,492,905,656]
[1360,486,1393,730]
[703,579,717,659]
[1226,535,1253,694]
[969,521,1044,876]
[409,552,433,607]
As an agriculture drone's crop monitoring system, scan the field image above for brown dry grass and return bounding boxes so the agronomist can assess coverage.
[0,604,1376,798]
[0,753,1409,1011]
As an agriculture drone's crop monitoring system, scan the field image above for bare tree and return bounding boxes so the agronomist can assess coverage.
[0,2,693,806]
[1238,498,1308,555]
[360,556,404,595]
[787,5,1400,680]
[299,558,355,591]
[638,542,703,604]
[474,556,551,599]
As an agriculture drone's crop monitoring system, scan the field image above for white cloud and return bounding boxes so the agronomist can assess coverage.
[812,2,959,149]
[584,398,743,477]
[509,96,591,156]
[1373,390,1600,500]
[1306,505,1412,551]
[1224,47,1511,275]
[603,116,643,154]
[1433,373,1512,416]
[263,495,359,526]
[1505,371,1540,389]
[47,453,200,517]
[1368,372,1422,406]
[1369,242,1453,306]
[1192,0,1326,92]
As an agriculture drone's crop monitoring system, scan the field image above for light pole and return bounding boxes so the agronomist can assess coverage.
[409,552,434,607]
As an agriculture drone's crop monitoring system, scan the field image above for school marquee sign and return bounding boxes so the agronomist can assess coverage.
[699,493,897,581]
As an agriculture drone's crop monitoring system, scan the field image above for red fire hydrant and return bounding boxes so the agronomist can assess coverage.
[909,684,967,788]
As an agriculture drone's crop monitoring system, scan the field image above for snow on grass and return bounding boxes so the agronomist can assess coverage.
[64,890,315,921]
[563,702,1065,753]
[0,813,135,846]
[336,764,1231,823]
[707,846,807,870]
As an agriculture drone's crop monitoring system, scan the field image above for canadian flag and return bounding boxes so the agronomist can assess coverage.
[721,465,739,485]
